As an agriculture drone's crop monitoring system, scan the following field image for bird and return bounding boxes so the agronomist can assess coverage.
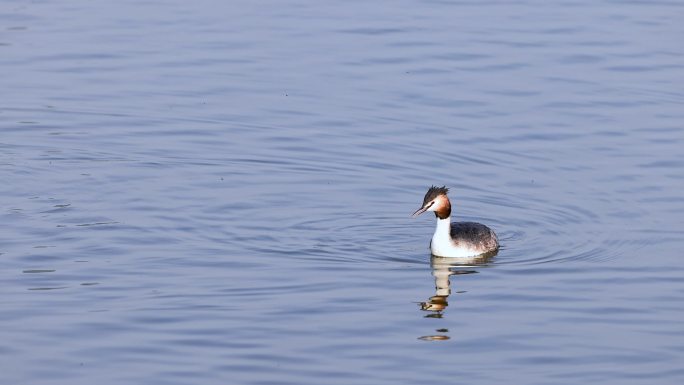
[412,186,499,259]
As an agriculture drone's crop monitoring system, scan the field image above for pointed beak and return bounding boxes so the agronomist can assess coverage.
[412,206,428,218]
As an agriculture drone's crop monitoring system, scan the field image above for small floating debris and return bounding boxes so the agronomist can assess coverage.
[418,335,450,341]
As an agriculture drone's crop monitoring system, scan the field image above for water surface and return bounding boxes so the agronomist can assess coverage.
[1,1,683,384]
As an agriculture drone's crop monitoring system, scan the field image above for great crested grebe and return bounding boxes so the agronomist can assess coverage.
[412,186,499,258]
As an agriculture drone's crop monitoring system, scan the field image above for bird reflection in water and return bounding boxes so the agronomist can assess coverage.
[420,252,495,317]
[418,252,496,341]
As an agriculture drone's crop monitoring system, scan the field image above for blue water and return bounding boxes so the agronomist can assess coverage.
[2,1,683,384]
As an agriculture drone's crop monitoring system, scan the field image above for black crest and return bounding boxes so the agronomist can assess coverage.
[423,185,449,205]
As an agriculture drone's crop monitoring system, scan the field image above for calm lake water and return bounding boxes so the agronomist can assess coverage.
[2,1,683,384]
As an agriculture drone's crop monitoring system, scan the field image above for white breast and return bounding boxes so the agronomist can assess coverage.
[430,217,480,258]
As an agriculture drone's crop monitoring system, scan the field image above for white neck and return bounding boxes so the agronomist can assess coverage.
[434,215,451,236]
[431,216,453,255]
